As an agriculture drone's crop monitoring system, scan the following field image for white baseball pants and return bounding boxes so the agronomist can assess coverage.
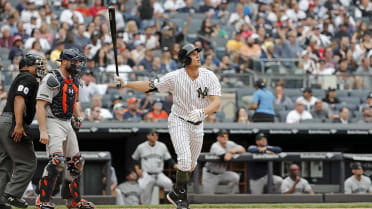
[138,172,173,205]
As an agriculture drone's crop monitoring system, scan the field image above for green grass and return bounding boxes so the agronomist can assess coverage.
[39,203,372,208]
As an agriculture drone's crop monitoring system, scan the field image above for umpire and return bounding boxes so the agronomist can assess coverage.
[0,53,46,209]
[249,79,275,122]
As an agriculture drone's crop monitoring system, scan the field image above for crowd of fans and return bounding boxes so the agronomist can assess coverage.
[0,0,371,123]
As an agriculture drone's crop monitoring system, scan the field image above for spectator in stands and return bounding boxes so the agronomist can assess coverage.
[150,56,167,73]
[234,107,250,123]
[89,0,106,17]
[7,14,17,36]
[130,40,145,64]
[123,21,138,44]
[142,111,156,122]
[205,112,219,123]
[274,85,293,110]
[281,164,313,194]
[14,21,29,41]
[228,3,251,32]
[29,39,45,57]
[324,47,336,69]
[142,26,158,50]
[332,107,350,124]
[76,0,91,17]
[138,0,155,30]
[8,35,23,61]
[177,0,197,13]
[310,100,329,122]
[85,95,113,119]
[50,40,64,62]
[203,55,218,72]
[299,50,317,74]
[0,83,7,114]
[226,32,244,55]
[198,18,213,40]
[20,0,40,24]
[358,107,372,123]
[248,133,282,194]
[138,47,154,71]
[74,24,91,51]
[164,0,186,12]
[88,106,105,122]
[240,37,262,62]
[344,162,372,194]
[24,28,51,51]
[360,92,372,111]
[124,97,143,121]
[117,169,144,205]
[322,87,341,105]
[278,30,303,59]
[160,46,177,72]
[0,25,12,48]
[198,0,215,14]
[162,92,173,114]
[202,129,245,194]
[216,0,230,23]
[249,79,275,122]
[286,100,313,123]
[132,129,176,204]
[60,0,84,26]
[113,103,125,121]
[355,0,372,18]
[355,56,372,89]
[159,16,191,51]
[150,100,168,120]
[296,88,318,111]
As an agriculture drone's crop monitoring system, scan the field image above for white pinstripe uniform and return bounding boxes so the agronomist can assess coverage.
[155,68,221,171]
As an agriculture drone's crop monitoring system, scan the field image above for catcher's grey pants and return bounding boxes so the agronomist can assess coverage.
[202,167,240,194]
[250,174,283,194]
[0,113,36,200]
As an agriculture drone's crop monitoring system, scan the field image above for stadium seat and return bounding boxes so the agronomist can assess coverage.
[0,48,10,61]
[215,47,227,59]
[284,88,302,97]
[339,97,362,105]
[312,89,325,99]
[349,89,370,98]
[335,90,350,97]
[278,110,289,122]
[186,34,198,43]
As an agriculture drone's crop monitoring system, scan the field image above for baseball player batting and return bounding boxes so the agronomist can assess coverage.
[115,43,221,209]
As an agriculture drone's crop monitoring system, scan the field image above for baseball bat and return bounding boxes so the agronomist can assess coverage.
[108,6,120,87]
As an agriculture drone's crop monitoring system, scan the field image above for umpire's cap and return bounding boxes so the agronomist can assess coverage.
[182,44,201,56]
[255,133,267,141]
[254,79,265,88]
[56,48,79,62]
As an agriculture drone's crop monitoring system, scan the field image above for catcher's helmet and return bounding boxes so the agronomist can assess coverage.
[56,48,79,62]
[178,43,201,66]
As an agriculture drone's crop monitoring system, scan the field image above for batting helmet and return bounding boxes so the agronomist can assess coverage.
[178,43,201,66]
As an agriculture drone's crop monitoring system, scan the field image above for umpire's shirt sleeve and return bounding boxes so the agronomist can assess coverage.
[36,74,55,103]
[15,75,37,99]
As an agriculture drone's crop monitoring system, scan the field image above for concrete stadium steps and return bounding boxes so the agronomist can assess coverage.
[189,194,372,204]
[189,194,323,204]
[24,195,116,205]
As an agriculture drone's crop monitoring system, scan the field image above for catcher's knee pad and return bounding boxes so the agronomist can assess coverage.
[39,153,66,202]
[67,153,85,177]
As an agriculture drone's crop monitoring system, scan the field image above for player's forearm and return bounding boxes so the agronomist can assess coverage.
[36,101,47,132]
[125,81,151,92]
[73,102,82,118]
[204,96,220,116]
[229,147,246,154]
[13,96,25,127]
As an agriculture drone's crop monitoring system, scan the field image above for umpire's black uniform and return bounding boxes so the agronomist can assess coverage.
[0,63,39,208]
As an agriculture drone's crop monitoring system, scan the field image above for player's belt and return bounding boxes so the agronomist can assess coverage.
[47,116,70,121]
[147,172,160,175]
[177,116,202,125]
[207,169,222,175]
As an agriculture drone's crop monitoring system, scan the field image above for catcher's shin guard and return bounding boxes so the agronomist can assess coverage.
[39,153,65,202]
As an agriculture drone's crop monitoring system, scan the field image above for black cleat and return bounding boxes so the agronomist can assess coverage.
[166,191,189,209]
[6,195,27,208]
[0,203,11,209]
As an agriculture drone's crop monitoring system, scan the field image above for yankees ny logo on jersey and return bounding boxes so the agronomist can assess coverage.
[197,87,208,99]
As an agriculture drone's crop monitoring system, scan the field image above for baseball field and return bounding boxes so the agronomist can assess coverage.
[37,203,372,208]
